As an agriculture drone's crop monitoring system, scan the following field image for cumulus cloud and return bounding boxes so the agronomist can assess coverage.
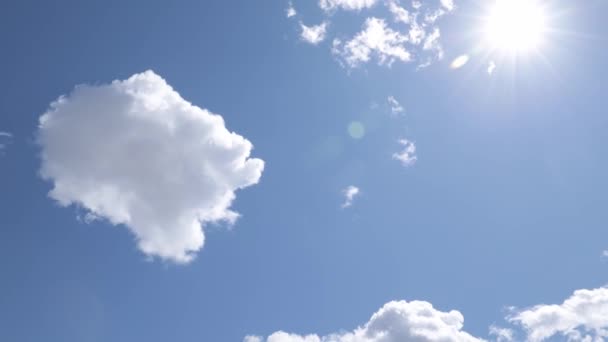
[387,96,404,115]
[603,250,608,258]
[245,300,483,342]
[301,22,328,45]
[341,185,360,208]
[509,286,608,342]
[393,139,417,166]
[319,0,378,12]
[38,70,264,263]
[288,0,453,69]
[287,2,297,18]
[332,17,411,68]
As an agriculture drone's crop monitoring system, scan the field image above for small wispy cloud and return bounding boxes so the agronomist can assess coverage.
[488,61,497,75]
[0,131,13,154]
[387,96,404,115]
[286,1,296,18]
[300,22,328,45]
[393,139,417,166]
[341,185,360,208]
[602,250,608,258]
[489,325,515,342]
[387,0,410,24]
[319,0,378,12]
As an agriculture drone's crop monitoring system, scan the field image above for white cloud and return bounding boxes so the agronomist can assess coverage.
[332,17,411,68]
[319,0,378,12]
[387,96,404,115]
[0,131,13,154]
[246,300,484,342]
[509,287,608,342]
[244,336,264,342]
[301,22,328,45]
[38,70,264,264]
[440,0,455,11]
[342,185,360,208]
[489,325,514,342]
[393,139,417,166]
[487,61,496,75]
[287,2,297,18]
[603,250,608,258]
[387,0,410,24]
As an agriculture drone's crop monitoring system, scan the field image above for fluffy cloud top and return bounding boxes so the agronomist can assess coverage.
[246,300,483,342]
[509,287,608,342]
[38,71,264,263]
[319,0,378,12]
[301,22,328,45]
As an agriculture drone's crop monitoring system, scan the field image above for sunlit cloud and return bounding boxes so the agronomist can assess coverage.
[450,54,470,69]
[341,185,360,208]
[245,299,483,342]
[300,22,328,45]
[288,0,453,69]
[332,18,411,68]
[286,2,297,18]
[38,71,264,263]
[508,287,608,342]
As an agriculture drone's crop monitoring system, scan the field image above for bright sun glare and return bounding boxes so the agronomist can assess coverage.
[484,0,547,53]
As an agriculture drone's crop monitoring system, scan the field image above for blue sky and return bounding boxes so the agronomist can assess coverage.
[1,0,608,341]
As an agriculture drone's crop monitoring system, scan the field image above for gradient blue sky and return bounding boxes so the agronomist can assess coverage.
[1,0,608,341]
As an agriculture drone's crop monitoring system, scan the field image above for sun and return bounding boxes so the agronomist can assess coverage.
[483,0,548,53]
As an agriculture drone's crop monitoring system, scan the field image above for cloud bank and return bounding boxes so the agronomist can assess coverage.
[38,70,264,263]
[246,299,483,342]
[288,0,456,69]
[509,287,608,342]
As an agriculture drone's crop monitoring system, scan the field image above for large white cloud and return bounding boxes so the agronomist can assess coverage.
[509,287,608,342]
[38,71,264,263]
[246,300,484,342]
